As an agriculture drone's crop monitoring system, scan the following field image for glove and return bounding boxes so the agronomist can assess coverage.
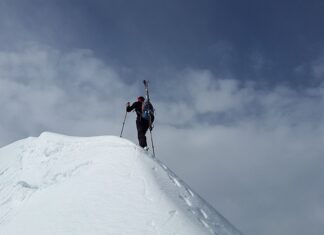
[126,102,130,107]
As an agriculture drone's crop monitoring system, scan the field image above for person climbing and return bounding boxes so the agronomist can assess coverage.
[126,96,154,150]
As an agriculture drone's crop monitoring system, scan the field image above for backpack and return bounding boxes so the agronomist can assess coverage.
[142,101,155,123]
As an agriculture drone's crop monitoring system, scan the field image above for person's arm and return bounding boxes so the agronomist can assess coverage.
[126,102,136,112]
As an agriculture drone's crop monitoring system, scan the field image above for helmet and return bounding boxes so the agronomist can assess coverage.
[137,96,145,102]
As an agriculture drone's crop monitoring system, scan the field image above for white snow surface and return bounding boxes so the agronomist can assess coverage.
[0,132,243,235]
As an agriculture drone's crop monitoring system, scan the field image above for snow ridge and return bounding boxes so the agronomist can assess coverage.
[0,132,243,235]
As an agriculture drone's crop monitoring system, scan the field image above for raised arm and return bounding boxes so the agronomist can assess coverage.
[126,102,136,112]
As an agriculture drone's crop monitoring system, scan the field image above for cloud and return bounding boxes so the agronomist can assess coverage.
[1,44,324,235]
[249,50,266,72]
[0,44,140,144]
[312,54,324,80]
[296,50,324,81]
[152,70,324,235]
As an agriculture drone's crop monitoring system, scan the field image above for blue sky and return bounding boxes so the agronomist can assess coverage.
[0,1,324,235]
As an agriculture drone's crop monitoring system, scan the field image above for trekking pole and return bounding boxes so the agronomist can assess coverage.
[120,111,128,137]
[149,128,156,158]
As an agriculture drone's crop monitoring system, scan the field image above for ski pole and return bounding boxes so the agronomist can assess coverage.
[120,111,128,137]
[148,114,156,158]
[149,129,156,158]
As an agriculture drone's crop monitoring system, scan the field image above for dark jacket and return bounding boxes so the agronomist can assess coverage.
[126,101,143,121]
[127,101,155,123]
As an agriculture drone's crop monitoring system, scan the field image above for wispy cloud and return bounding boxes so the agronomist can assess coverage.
[0,44,139,144]
[151,69,324,235]
[312,53,324,80]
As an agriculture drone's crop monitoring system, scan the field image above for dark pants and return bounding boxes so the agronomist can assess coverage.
[136,119,149,148]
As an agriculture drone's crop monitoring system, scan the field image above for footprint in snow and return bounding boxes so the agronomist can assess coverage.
[169,210,177,216]
[179,195,192,207]
[163,210,178,225]
[185,187,194,197]
[199,208,209,219]
[168,174,181,187]
[0,168,9,176]
[17,181,39,190]
[198,218,210,229]
[160,163,168,170]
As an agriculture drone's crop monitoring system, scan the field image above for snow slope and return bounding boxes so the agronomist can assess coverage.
[0,132,243,235]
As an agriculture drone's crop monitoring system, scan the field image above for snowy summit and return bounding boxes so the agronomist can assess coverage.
[0,132,243,235]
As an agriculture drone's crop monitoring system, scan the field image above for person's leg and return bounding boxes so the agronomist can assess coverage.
[136,120,148,148]
[142,121,149,148]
